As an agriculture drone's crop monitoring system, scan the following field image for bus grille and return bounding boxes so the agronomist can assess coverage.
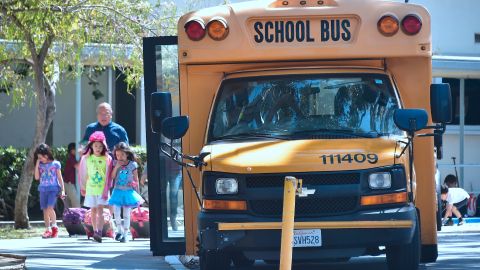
[249,196,358,217]
[246,173,360,188]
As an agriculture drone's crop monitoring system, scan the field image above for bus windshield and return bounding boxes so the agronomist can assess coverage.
[209,73,402,142]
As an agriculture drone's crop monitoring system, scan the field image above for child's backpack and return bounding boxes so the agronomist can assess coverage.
[60,198,87,236]
[130,207,150,240]
[83,208,114,239]
[467,193,477,217]
[62,207,87,236]
[477,194,480,217]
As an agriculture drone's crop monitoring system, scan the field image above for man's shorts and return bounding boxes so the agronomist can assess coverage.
[454,198,468,215]
[84,195,109,208]
[39,190,59,210]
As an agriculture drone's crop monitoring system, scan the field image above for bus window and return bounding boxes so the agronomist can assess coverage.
[209,73,401,141]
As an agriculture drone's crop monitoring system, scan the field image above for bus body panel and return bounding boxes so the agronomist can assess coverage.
[178,0,430,64]
[174,0,435,258]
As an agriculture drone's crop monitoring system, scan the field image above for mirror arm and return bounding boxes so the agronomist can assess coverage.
[417,123,447,137]
[396,139,411,158]
[160,141,207,168]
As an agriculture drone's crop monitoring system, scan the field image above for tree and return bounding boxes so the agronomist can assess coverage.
[0,0,156,229]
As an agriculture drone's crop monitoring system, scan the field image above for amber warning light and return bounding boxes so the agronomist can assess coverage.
[185,17,229,41]
[207,17,229,41]
[377,15,399,36]
[377,14,421,36]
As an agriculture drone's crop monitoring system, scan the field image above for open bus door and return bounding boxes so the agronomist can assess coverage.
[143,36,186,255]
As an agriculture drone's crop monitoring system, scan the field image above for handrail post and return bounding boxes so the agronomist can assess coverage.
[279,176,298,270]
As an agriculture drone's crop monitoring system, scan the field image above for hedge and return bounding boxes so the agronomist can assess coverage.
[0,145,146,221]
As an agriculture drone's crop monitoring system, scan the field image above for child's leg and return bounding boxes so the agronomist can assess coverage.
[96,205,104,234]
[452,206,462,219]
[43,209,50,229]
[114,206,122,233]
[48,207,57,227]
[91,207,98,233]
[444,204,453,219]
[123,207,131,233]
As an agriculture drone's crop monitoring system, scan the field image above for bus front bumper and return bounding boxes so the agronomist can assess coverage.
[198,205,417,260]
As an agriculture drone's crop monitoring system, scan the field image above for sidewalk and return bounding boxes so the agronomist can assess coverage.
[0,236,176,270]
[1,220,479,269]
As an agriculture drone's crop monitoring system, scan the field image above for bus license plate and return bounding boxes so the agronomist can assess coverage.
[293,229,322,247]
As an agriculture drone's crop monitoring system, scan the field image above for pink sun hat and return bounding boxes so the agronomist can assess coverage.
[88,131,109,151]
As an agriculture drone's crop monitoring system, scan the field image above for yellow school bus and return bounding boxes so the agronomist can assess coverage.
[147,0,452,269]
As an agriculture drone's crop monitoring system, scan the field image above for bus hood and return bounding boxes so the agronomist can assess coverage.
[205,138,402,174]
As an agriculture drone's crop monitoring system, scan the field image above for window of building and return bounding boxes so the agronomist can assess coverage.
[443,78,480,125]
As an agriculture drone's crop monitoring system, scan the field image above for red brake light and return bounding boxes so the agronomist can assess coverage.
[401,15,422,35]
[185,19,206,41]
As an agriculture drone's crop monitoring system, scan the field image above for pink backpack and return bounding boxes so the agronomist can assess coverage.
[467,193,477,217]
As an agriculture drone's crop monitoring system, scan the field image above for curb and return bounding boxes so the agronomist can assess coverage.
[0,254,26,270]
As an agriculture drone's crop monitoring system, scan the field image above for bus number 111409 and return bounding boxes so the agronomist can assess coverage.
[320,153,378,165]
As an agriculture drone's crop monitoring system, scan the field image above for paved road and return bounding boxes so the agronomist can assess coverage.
[167,223,480,270]
[0,223,479,269]
[212,223,480,270]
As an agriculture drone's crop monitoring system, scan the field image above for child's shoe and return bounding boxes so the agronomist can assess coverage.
[93,232,102,243]
[115,232,122,241]
[442,218,454,226]
[119,232,130,243]
[42,229,52,239]
[458,218,464,226]
[51,226,59,238]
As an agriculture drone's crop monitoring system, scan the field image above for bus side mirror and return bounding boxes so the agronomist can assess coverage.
[430,83,452,124]
[162,116,189,140]
[394,109,428,135]
[150,92,172,133]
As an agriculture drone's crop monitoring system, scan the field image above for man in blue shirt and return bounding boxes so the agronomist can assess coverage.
[82,102,129,151]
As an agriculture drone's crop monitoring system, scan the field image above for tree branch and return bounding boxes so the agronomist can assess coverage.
[38,31,55,65]
[0,5,38,64]
[66,4,156,36]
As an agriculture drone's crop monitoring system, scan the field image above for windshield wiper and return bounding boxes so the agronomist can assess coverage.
[287,129,384,138]
[213,132,288,141]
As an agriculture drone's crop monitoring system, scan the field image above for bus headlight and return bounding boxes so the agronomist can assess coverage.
[369,173,391,189]
[216,178,238,194]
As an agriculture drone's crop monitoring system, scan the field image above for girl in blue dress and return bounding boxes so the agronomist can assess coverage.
[109,142,144,242]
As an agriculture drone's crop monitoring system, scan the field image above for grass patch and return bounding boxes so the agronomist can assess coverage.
[0,226,44,239]
[0,226,68,239]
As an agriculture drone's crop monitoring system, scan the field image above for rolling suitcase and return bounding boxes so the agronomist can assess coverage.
[83,208,115,239]
[129,207,150,240]
[62,206,87,236]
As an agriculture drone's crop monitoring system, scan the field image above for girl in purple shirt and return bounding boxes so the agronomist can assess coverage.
[34,143,65,239]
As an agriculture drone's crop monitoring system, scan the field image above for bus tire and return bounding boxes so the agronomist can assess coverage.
[421,244,438,263]
[386,215,420,270]
[199,250,231,270]
[231,251,255,267]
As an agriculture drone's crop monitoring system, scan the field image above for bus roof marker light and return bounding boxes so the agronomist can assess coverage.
[377,15,399,36]
[207,17,229,41]
[185,18,206,41]
[401,14,422,35]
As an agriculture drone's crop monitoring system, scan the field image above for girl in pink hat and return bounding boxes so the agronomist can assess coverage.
[78,131,113,243]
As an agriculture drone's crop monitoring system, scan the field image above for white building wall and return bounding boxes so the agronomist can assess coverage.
[441,129,480,193]
[0,94,36,147]
[0,71,109,148]
[413,0,480,57]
